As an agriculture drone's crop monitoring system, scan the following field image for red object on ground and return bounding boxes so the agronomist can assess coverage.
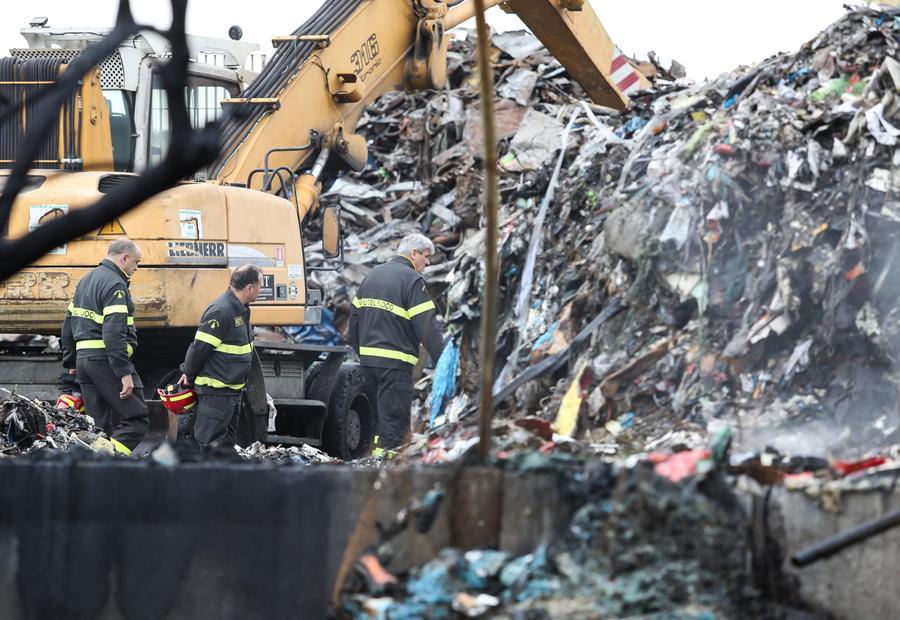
[649,449,711,482]
[844,262,866,281]
[832,456,888,476]
[714,143,736,156]
[514,416,554,441]
[55,393,85,412]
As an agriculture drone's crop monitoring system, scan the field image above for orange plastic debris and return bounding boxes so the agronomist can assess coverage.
[356,552,398,587]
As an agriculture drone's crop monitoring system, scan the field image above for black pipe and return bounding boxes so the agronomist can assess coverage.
[791,506,900,567]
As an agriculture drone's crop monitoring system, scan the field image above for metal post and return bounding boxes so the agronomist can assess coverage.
[473,0,499,464]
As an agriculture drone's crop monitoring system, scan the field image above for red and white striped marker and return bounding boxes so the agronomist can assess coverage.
[610,48,642,96]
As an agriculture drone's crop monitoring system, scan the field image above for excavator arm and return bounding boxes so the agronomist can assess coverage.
[210,0,647,220]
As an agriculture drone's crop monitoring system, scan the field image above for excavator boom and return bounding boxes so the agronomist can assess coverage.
[447,0,647,108]
[210,0,647,205]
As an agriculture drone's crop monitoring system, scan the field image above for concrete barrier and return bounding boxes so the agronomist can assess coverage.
[0,459,570,619]
[769,485,900,619]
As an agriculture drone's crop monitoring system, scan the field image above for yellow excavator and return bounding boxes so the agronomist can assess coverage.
[0,0,648,457]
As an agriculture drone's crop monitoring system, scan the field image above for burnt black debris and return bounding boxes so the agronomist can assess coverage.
[313,7,900,463]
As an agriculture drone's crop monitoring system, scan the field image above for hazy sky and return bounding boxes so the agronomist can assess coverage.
[0,0,852,80]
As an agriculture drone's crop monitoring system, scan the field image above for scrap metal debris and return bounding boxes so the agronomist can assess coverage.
[311,6,900,464]
[0,387,105,456]
[236,440,337,464]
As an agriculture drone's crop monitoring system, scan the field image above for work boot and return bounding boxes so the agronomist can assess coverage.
[111,438,133,456]
[371,435,397,460]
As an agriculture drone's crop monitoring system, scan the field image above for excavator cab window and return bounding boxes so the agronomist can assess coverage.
[148,73,240,168]
[102,89,136,172]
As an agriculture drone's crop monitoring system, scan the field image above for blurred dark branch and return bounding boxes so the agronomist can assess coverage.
[0,0,221,281]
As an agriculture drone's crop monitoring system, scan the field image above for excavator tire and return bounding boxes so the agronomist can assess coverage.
[322,363,377,460]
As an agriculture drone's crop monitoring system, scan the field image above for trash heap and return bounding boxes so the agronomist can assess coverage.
[315,6,900,462]
[0,387,108,456]
[341,456,808,619]
[235,440,337,464]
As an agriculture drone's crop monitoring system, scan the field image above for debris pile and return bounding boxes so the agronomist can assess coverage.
[318,6,900,461]
[341,457,806,619]
[0,387,109,456]
[236,440,337,464]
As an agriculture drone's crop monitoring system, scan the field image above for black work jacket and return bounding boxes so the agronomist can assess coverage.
[61,259,137,379]
[181,288,253,393]
[349,255,444,370]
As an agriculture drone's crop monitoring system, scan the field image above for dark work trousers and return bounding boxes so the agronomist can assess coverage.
[365,367,414,449]
[76,357,149,451]
[194,392,240,448]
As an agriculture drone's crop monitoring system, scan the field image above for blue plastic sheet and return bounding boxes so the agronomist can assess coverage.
[283,308,342,346]
[429,340,458,427]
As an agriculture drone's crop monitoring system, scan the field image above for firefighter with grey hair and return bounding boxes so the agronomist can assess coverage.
[61,237,148,455]
[350,233,444,457]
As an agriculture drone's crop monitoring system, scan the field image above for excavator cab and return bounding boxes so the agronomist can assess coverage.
[0,21,259,175]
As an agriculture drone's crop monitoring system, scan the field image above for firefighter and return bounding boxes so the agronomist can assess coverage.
[350,233,444,457]
[61,238,148,455]
[177,265,262,448]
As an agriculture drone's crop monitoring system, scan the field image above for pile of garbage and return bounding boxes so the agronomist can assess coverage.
[315,6,900,462]
[0,387,110,456]
[340,454,808,619]
[235,440,337,464]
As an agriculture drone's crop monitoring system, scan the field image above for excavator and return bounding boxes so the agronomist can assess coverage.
[0,0,648,458]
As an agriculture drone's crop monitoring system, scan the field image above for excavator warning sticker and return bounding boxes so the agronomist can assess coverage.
[98,219,126,235]
[166,241,227,265]
[610,48,642,96]
[29,204,68,254]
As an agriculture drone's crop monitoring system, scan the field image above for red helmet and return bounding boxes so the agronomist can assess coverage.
[56,393,85,412]
[158,385,197,414]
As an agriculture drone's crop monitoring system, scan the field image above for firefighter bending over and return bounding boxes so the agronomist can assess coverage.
[178,265,262,448]
[61,238,148,455]
[350,233,444,457]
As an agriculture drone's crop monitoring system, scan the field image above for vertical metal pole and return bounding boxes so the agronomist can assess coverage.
[473,0,499,464]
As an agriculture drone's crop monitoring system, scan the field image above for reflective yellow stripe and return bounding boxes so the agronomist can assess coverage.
[353,297,411,320]
[76,340,134,358]
[194,376,245,390]
[407,300,436,318]
[353,296,435,320]
[67,302,74,313]
[168,391,195,402]
[359,346,418,365]
[69,305,133,325]
[111,438,132,455]
[215,342,252,355]
[70,307,103,324]
[194,331,223,347]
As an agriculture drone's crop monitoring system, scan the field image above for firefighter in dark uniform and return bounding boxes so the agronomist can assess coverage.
[61,238,148,455]
[350,233,444,457]
[178,265,262,448]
